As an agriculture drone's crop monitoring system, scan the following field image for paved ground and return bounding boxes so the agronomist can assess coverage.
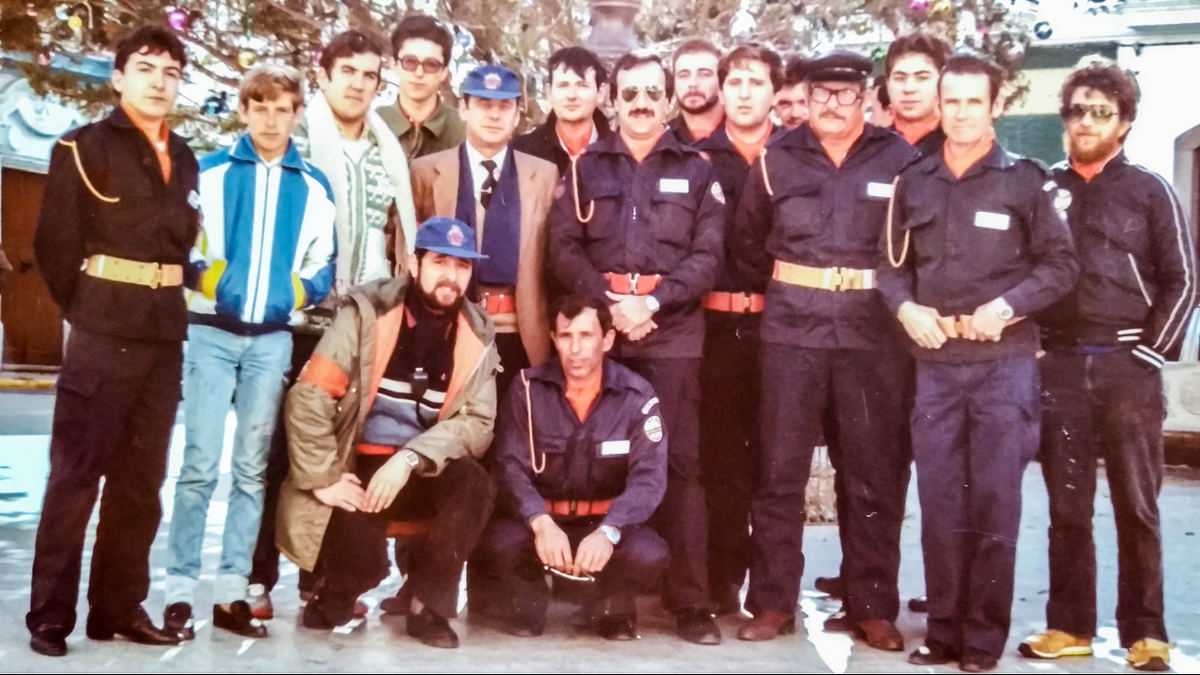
[1,389,1199,672]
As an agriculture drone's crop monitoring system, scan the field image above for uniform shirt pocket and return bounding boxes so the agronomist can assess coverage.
[649,192,697,248]
[770,181,823,238]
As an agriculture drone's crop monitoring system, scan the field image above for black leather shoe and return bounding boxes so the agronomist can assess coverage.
[163,602,195,641]
[407,606,459,649]
[960,648,999,673]
[823,610,853,632]
[380,585,411,616]
[505,610,545,638]
[29,624,67,657]
[908,642,960,666]
[814,575,844,598]
[908,595,929,613]
[87,606,181,645]
[597,614,638,641]
[213,601,268,638]
[676,609,722,645]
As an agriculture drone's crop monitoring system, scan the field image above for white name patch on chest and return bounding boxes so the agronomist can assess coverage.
[866,182,894,199]
[974,210,1011,231]
[601,440,631,456]
[659,178,689,194]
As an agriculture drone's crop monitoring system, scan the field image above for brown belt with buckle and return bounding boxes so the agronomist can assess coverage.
[604,272,662,296]
[772,260,875,291]
[544,499,613,517]
[83,254,183,289]
[703,291,765,313]
[936,314,1024,339]
[478,285,517,315]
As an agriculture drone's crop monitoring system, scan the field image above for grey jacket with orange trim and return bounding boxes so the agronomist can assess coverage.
[276,274,500,571]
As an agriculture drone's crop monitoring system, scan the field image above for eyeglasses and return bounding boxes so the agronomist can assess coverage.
[398,56,445,74]
[619,85,665,103]
[1063,103,1117,123]
[810,85,862,106]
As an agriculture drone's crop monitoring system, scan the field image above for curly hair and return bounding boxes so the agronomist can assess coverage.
[1059,55,1140,123]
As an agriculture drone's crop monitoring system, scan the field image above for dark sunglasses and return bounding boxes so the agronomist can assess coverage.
[398,55,445,73]
[1062,103,1117,123]
[619,85,665,103]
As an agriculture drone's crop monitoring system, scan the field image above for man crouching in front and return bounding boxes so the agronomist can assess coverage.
[277,217,499,648]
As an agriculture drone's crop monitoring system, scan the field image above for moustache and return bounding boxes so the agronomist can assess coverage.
[629,109,654,117]
[434,280,462,295]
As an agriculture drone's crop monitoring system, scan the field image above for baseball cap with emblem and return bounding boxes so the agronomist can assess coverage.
[461,64,521,100]
[805,50,873,83]
[415,217,489,260]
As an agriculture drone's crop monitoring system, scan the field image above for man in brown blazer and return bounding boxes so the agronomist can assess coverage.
[410,64,558,395]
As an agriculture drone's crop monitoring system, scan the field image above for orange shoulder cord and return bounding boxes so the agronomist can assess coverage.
[521,369,546,474]
[884,176,909,268]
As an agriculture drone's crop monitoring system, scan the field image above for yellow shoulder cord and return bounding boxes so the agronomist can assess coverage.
[759,147,774,197]
[570,154,594,223]
[57,139,120,203]
[522,369,546,475]
[885,176,910,268]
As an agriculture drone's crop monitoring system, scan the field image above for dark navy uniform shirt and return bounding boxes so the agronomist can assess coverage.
[877,141,1079,362]
[548,131,725,359]
[493,358,667,529]
[511,109,612,177]
[732,123,919,350]
[34,106,200,342]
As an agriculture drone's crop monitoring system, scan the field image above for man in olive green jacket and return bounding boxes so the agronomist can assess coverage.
[277,217,500,648]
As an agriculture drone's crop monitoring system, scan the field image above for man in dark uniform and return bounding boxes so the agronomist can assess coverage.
[690,43,781,616]
[472,295,669,639]
[732,51,918,649]
[549,52,724,645]
[512,47,612,176]
[1020,56,1193,673]
[878,55,1078,672]
[26,25,199,657]
[773,57,808,130]
[668,40,724,144]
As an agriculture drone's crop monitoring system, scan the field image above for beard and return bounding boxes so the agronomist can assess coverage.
[679,91,719,115]
[418,279,464,313]
[1069,129,1122,164]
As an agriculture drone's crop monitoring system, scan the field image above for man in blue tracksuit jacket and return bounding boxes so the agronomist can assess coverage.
[163,65,336,640]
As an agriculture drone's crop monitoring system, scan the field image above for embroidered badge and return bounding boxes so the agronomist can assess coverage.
[447,224,466,247]
[643,415,663,443]
[484,73,502,90]
[187,189,201,210]
[711,181,725,205]
[641,396,659,415]
[1053,188,1072,221]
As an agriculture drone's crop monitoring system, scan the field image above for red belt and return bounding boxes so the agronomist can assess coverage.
[604,272,662,296]
[544,499,612,517]
[704,291,765,314]
[357,443,397,456]
[479,292,516,315]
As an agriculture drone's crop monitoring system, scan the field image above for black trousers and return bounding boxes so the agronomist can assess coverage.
[1039,349,1167,646]
[493,331,530,402]
[913,355,1039,658]
[472,514,668,622]
[27,328,182,634]
[698,311,760,603]
[249,331,320,593]
[746,344,907,620]
[617,356,709,613]
[309,455,495,623]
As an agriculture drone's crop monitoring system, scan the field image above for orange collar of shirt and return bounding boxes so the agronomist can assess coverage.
[121,103,172,183]
[942,129,995,179]
[1070,145,1123,182]
[564,371,603,422]
[726,121,772,164]
[819,121,865,168]
[557,122,594,158]
[893,115,940,146]
[621,128,664,163]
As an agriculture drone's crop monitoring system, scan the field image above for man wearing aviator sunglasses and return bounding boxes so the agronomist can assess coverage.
[377,14,464,160]
[1021,56,1195,674]
[549,51,725,646]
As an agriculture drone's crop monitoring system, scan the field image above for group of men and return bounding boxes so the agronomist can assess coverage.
[22,13,1191,675]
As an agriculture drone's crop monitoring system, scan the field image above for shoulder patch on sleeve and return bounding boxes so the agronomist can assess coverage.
[641,396,659,415]
[643,415,663,443]
[1053,187,1072,221]
[710,181,725,205]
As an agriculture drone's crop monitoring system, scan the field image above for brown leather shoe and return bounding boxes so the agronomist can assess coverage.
[855,619,904,651]
[737,610,796,641]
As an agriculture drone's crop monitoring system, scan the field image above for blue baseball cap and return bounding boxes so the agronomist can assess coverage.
[461,64,521,100]
[415,217,488,260]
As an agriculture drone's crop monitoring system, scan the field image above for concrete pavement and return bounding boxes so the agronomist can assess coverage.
[1,390,1199,672]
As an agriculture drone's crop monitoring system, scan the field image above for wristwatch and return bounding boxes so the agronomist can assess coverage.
[401,450,421,469]
[644,295,661,314]
[599,524,621,546]
[991,297,1014,321]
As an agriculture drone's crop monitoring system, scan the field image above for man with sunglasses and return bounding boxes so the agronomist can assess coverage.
[1020,56,1194,673]
[878,55,1078,672]
[377,14,465,160]
[471,295,668,640]
[549,51,725,645]
[732,51,918,648]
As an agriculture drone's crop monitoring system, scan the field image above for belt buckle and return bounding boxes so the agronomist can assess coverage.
[568,500,578,516]
[628,273,640,295]
[740,293,752,313]
[148,263,162,289]
[828,268,845,292]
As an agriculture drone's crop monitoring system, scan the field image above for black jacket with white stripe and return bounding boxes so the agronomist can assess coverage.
[1040,152,1197,367]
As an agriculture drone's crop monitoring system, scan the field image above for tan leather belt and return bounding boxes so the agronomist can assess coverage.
[604,272,662,296]
[704,291,765,313]
[545,499,612,517]
[936,314,1024,339]
[479,286,517,315]
[84,254,183,289]
[772,260,875,291]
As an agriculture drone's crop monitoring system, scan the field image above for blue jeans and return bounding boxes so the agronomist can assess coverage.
[167,324,291,605]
